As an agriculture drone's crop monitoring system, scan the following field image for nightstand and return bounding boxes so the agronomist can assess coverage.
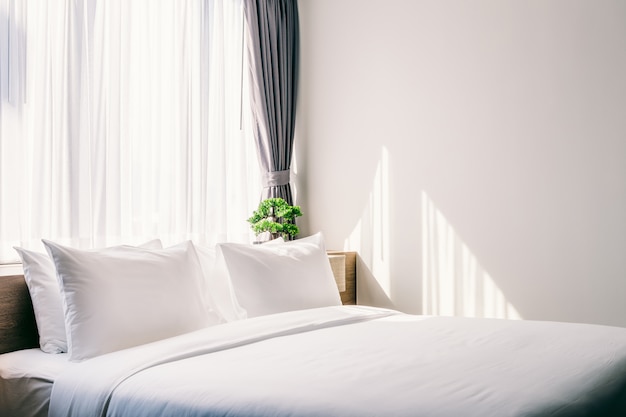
[327,251,356,305]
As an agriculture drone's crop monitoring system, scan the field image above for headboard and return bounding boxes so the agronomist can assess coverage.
[0,275,39,354]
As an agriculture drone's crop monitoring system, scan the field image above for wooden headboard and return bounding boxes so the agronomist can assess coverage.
[0,275,39,354]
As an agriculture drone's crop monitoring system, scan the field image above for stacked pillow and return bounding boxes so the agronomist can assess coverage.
[215,233,342,318]
[14,239,163,354]
[15,232,342,361]
[42,240,219,362]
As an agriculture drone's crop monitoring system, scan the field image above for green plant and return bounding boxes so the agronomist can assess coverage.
[247,197,303,241]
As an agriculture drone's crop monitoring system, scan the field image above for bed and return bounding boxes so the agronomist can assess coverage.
[2,235,626,417]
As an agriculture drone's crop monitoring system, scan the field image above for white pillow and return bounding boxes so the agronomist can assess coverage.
[216,233,342,318]
[13,239,162,354]
[43,240,217,362]
[13,248,66,353]
[194,243,247,322]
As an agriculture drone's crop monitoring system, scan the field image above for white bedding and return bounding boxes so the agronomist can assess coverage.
[0,348,71,417]
[48,306,626,417]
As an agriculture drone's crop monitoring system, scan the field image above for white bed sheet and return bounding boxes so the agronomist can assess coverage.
[0,348,71,417]
[49,306,626,417]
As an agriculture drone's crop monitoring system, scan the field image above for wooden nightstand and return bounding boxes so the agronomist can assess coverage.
[327,251,356,305]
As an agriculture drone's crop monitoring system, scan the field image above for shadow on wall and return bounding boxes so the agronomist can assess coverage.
[342,146,396,309]
[421,191,521,320]
[355,256,396,310]
[334,145,520,319]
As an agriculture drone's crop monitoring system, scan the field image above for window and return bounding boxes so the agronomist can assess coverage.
[0,0,260,263]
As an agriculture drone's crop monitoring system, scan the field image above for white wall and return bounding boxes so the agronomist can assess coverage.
[295,0,626,327]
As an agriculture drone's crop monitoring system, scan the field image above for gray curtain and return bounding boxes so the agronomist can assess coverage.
[243,0,299,205]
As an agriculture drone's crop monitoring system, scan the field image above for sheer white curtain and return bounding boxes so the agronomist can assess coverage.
[0,0,260,263]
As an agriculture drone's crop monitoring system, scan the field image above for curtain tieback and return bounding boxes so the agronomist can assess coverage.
[262,170,290,187]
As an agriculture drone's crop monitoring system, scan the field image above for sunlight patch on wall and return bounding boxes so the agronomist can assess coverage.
[421,191,521,319]
[344,146,390,297]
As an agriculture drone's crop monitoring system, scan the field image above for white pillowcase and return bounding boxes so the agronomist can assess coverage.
[13,248,67,353]
[194,244,247,322]
[14,239,162,354]
[216,233,342,318]
[43,240,217,362]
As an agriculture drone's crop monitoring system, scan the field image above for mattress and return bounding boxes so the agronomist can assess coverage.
[48,305,626,417]
[0,348,71,417]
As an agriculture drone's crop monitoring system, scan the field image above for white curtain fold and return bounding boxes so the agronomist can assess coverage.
[0,0,259,263]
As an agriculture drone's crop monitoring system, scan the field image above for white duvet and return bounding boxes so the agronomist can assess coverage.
[49,306,626,417]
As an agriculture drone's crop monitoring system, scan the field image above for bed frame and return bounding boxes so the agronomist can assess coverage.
[0,252,356,355]
[0,275,39,354]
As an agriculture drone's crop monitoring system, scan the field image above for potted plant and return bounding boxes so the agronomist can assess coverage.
[247,197,303,242]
